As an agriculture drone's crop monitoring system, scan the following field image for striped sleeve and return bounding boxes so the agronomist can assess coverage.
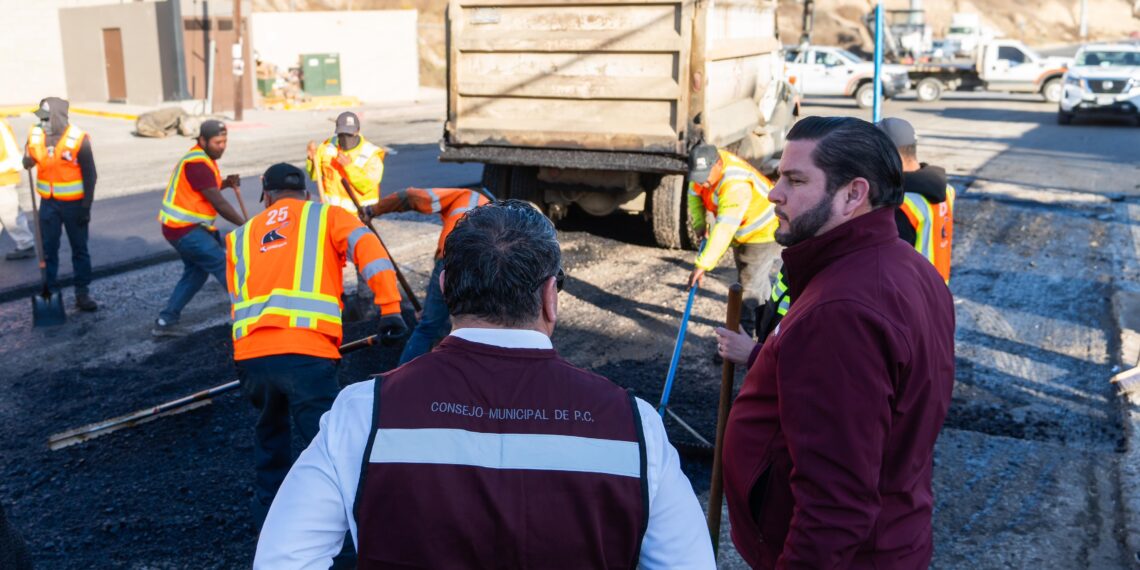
[330,208,402,315]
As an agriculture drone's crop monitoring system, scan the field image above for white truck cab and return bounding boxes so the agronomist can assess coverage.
[909,39,1070,103]
[1058,42,1140,125]
[784,45,910,109]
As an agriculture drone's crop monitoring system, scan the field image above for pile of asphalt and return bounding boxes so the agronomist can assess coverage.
[0,315,720,568]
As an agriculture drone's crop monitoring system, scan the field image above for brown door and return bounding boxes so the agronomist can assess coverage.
[102,28,127,102]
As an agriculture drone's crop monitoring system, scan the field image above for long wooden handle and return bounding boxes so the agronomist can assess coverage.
[232,183,250,220]
[707,282,743,556]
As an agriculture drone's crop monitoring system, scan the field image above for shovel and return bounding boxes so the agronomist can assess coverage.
[27,169,65,326]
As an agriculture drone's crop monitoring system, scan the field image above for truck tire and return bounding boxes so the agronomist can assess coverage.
[650,174,697,250]
[509,166,545,213]
[481,164,511,200]
[1042,78,1063,104]
[916,78,944,103]
[855,82,875,109]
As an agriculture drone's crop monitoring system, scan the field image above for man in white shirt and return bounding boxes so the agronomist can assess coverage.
[256,200,714,569]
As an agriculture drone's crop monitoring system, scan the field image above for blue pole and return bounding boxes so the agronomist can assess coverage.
[658,283,699,418]
[872,3,884,123]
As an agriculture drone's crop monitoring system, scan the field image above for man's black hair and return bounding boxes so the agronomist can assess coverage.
[786,116,904,207]
[442,200,561,327]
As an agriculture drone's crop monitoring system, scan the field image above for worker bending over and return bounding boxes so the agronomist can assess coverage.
[361,186,491,364]
[226,163,406,529]
[153,120,245,336]
[23,97,98,311]
[255,200,714,569]
[306,111,387,316]
[686,144,779,338]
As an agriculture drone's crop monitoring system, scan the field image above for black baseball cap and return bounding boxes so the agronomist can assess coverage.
[199,119,228,141]
[335,112,361,135]
[688,144,721,184]
[261,163,308,192]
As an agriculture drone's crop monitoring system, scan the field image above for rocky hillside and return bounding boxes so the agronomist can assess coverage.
[254,0,1140,86]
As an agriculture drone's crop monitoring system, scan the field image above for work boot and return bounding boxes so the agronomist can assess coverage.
[75,293,98,312]
[4,246,34,260]
[151,318,188,338]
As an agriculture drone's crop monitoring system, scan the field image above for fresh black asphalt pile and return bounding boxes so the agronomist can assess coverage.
[0,309,722,568]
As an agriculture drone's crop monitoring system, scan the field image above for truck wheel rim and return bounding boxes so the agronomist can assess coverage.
[860,89,873,107]
[1045,83,1061,102]
[919,83,936,100]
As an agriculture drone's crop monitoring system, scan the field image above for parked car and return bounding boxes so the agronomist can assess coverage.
[784,45,910,109]
[1058,43,1140,125]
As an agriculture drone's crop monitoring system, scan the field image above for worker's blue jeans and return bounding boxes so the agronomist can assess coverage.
[39,199,91,294]
[398,258,450,364]
[159,226,227,324]
[236,354,340,530]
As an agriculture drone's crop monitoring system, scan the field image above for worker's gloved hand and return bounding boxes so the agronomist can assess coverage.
[22,156,35,170]
[306,140,318,162]
[358,204,376,225]
[77,206,91,225]
[377,314,409,345]
[222,174,241,189]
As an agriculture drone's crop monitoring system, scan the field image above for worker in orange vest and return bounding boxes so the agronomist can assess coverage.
[361,186,492,363]
[306,111,387,317]
[153,120,246,336]
[226,163,407,529]
[22,97,98,311]
[879,118,954,283]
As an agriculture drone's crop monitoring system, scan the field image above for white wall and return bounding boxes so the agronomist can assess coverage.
[0,0,127,106]
[249,10,419,103]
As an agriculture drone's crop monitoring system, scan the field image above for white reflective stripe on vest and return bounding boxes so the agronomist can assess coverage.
[369,428,641,478]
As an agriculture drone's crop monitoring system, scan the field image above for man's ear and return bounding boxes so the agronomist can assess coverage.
[840,177,871,216]
[541,276,559,323]
[439,269,446,296]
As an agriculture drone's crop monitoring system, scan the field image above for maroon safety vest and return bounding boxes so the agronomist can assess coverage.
[354,336,649,568]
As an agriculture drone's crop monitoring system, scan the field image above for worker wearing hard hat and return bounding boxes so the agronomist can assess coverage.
[360,186,492,364]
[686,144,781,338]
[226,163,407,529]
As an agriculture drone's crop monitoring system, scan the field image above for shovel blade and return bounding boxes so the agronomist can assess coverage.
[32,290,66,327]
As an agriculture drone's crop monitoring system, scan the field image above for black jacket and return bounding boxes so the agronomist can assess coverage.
[895,163,948,246]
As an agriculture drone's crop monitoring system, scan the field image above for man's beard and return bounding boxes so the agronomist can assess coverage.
[774,192,834,247]
[205,147,223,160]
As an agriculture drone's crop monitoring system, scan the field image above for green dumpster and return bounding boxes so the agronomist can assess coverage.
[301,53,342,97]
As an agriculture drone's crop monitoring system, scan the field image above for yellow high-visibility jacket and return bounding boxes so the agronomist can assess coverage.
[306,135,385,214]
[687,149,776,271]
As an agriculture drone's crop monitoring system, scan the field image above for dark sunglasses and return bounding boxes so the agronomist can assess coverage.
[534,268,565,292]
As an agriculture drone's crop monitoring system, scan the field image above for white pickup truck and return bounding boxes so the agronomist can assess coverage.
[784,44,910,109]
[908,39,1071,103]
[1058,42,1140,125]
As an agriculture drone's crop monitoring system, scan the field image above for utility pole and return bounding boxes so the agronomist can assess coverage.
[232,0,244,121]
[1079,0,1088,39]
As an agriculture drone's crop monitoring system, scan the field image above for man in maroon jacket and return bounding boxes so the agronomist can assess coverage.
[722,116,955,569]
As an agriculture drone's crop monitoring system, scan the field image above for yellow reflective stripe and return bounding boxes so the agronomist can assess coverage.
[903,193,934,262]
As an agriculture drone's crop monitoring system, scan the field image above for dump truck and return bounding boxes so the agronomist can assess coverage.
[438,0,798,249]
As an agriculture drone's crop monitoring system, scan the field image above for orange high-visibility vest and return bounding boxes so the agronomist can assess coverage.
[310,136,385,213]
[900,186,955,283]
[158,146,222,229]
[26,125,87,201]
[226,198,401,361]
[688,149,776,270]
[374,187,490,258]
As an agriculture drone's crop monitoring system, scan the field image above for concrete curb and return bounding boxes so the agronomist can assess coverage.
[1112,201,1140,568]
[0,250,178,305]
